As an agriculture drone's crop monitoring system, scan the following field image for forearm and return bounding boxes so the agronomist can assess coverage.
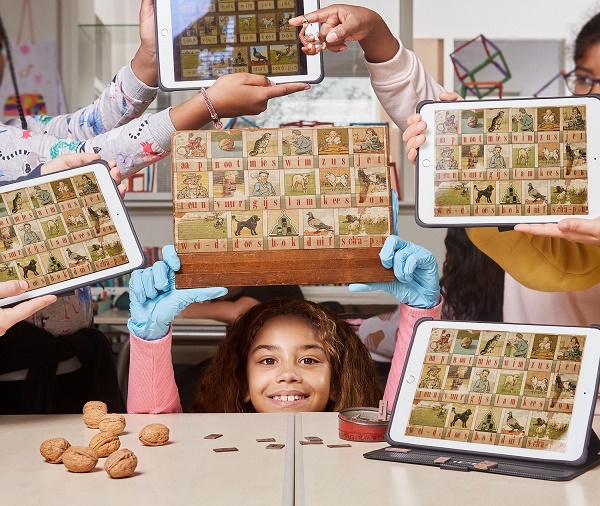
[365,37,447,131]
[359,14,399,64]
[127,330,183,414]
[41,64,158,139]
[384,300,443,404]
[178,297,258,325]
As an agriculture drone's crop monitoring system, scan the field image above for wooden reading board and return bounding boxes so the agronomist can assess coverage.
[172,125,394,287]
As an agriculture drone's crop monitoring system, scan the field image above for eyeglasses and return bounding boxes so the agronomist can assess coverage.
[563,70,600,95]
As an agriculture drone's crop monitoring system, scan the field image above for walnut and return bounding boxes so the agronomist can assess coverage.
[98,413,127,435]
[39,437,71,463]
[89,433,121,458]
[82,401,108,429]
[62,446,99,473]
[104,448,138,478]
[82,400,107,414]
[138,423,170,446]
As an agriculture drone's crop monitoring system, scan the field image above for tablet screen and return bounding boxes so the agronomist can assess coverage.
[388,321,600,462]
[157,0,322,89]
[415,96,600,226]
[0,163,144,305]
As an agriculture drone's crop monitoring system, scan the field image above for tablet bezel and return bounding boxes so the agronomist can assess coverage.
[415,95,600,227]
[155,0,324,90]
[0,161,145,307]
[387,319,600,464]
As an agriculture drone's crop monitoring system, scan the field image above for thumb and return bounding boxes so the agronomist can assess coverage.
[179,287,228,304]
[0,280,28,298]
[348,282,390,293]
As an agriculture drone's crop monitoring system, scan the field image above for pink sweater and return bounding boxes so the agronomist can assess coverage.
[127,301,442,413]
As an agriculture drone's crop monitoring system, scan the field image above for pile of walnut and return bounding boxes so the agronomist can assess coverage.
[39,400,170,478]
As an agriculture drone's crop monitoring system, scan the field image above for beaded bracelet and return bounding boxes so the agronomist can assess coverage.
[199,88,223,129]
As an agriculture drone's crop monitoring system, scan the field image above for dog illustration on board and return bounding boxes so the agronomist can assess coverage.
[232,215,260,236]
[450,407,472,428]
[17,259,39,279]
[473,184,494,203]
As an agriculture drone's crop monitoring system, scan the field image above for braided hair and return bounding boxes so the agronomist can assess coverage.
[0,15,28,129]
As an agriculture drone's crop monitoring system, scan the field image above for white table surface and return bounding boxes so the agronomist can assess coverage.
[0,413,293,506]
[295,412,600,506]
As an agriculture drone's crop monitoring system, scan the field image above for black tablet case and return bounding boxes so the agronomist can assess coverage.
[364,319,600,481]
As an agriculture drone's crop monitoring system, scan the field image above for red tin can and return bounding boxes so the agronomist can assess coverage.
[338,407,389,442]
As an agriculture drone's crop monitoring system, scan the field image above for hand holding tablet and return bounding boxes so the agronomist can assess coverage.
[0,161,144,307]
[154,0,324,90]
[415,95,600,227]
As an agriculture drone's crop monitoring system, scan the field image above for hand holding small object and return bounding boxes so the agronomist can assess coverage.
[349,236,440,309]
[127,245,227,340]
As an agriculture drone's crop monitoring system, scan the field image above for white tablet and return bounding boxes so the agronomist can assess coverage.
[0,161,144,307]
[387,319,600,464]
[155,0,324,90]
[415,95,600,227]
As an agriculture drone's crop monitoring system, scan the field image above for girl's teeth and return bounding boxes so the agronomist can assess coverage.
[274,395,303,401]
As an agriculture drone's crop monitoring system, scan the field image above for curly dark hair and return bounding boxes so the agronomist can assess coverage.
[440,228,504,321]
[574,12,600,63]
[190,299,383,413]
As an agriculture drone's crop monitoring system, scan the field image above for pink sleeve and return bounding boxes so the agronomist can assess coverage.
[127,329,183,414]
[383,300,443,404]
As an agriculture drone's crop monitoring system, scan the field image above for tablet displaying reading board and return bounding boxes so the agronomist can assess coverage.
[155,0,323,90]
[171,126,394,287]
[387,320,600,465]
[415,95,600,227]
[0,162,144,307]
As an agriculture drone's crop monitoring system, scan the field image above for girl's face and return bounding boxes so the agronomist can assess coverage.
[245,316,332,413]
[575,42,600,94]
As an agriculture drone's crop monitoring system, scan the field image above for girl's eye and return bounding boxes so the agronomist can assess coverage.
[259,357,276,365]
[300,357,319,365]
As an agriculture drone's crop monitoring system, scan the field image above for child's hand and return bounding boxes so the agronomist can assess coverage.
[348,236,440,309]
[0,281,57,336]
[127,245,227,340]
[515,217,600,246]
[41,153,127,198]
[289,4,398,62]
[131,0,158,87]
[403,92,462,165]
[205,73,310,118]
[41,153,102,175]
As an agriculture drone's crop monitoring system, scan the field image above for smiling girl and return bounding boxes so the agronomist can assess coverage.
[126,239,441,414]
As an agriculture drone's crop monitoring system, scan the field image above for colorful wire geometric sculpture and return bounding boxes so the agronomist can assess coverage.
[450,35,511,99]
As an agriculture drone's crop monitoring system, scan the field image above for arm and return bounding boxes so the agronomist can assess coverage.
[126,245,227,413]
[28,0,160,139]
[349,235,441,403]
[127,330,183,414]
[178,297,259,325]
[290,4,447,131]
[384,301,442,403]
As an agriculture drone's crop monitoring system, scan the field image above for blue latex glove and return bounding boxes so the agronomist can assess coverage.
[127,245,227,340]
[349,236,440,309]
[391,188,399,235]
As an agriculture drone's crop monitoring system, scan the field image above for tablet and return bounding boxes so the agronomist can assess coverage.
[415,95,600,227]
[387,319,600,464]
[155,0,324,90]
[0,161,144,307]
